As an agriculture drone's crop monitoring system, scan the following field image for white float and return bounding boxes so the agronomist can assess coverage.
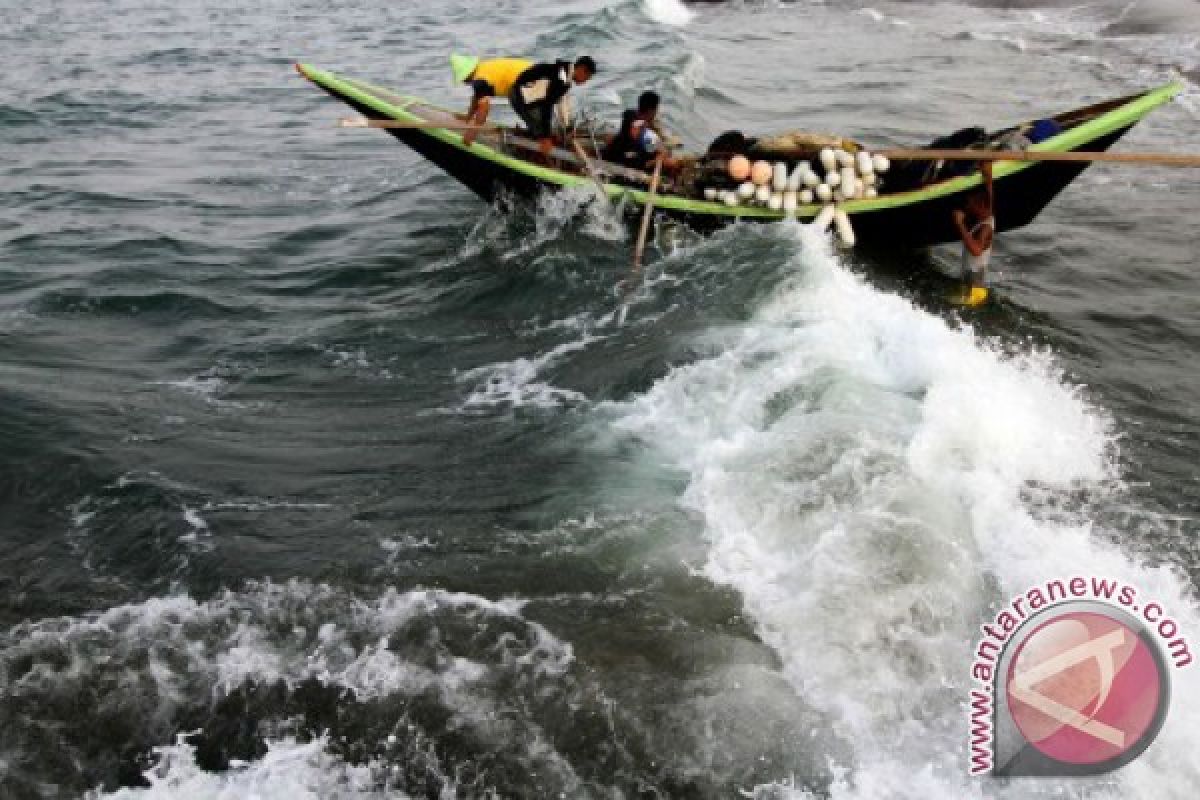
[834,209,856,247]
[772,162,789,192]
[812,204,837,232]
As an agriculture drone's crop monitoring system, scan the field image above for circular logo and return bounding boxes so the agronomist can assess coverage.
[1005,609,1168,769]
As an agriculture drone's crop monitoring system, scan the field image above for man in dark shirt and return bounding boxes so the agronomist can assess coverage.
[510,56,597,156]
[601,91,675,171]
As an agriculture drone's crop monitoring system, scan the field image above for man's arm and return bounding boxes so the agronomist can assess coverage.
[463,100,489,146]
[953,210,987,258]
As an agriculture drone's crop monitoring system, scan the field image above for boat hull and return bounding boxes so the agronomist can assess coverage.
[298,64,1178,249]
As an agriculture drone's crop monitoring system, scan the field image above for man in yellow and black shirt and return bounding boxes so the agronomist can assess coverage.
[451,54,596,151]
[453,55,529,145]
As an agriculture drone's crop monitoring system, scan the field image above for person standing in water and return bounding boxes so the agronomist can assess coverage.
[952,160,995,306]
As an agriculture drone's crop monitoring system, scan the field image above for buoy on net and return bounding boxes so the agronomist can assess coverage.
[856,150,874,176]
[819,147,837,173]
[812,204,837,232]
[786,164,806,191]
[772,162,789,192]
[751,160,773,186]
[729,155,751,181]
[872,154,890,173]
[782,191,798,214]
[768,192,784,211]
[815,183,833,203]
[704,187,719,201]
[864,187,878,199]
[723,190,740,206]
[799,188,814,205]
[755,184,772,204]
[834,209,856,247]
[803,168,821,188]
[826,171,842,188]
[835,149,854,168]
[738,181,757,199]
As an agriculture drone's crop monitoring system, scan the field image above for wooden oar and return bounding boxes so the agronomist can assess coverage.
[632,155,665,270]
[878,148,1200,167]
[617,154,665,326]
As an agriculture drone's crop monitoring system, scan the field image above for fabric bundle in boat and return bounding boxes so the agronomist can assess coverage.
[886,125,989,191]
[749,131,861,160]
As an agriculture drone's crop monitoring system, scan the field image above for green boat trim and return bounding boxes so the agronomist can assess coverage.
[297,63,1181,221]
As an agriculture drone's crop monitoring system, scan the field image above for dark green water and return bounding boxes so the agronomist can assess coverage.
[1,1,1198,797]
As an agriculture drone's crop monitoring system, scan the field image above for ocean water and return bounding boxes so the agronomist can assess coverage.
[1,0,1198,797]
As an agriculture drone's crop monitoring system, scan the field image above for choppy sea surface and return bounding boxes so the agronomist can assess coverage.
[2,0,1199,797]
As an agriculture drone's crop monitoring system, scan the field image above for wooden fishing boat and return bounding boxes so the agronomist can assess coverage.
[296,63,1181,248]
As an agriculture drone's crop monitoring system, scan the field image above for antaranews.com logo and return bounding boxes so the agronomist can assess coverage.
[968,576,1192,777]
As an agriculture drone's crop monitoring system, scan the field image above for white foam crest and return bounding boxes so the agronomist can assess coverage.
[179,506,213,552]
[2,582,570,712]
[155,372,261,411]
[523,185,627,258]
[0,308,35,333]
[206,585,564,698]
[456,331,602,410]
[200,499,335,513]
[5,582,580,797]
[87,733,404,800]
[609,225,1200,797]
[857,7,910,28]
[159,376,226,400]
[643,0,694,27]
[949,1,1199,94]
[458,184,625,268]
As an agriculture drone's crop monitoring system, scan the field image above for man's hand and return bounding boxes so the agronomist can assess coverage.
[463,127,478,147]
[538,138,554,157]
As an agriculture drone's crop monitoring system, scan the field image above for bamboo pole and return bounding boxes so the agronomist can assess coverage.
[877,148,1200,167]
[338,116,499,132]
[632,155,665,272]
[615,155,666,327]
[341,118,1200,168]
[338,117,655,184]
